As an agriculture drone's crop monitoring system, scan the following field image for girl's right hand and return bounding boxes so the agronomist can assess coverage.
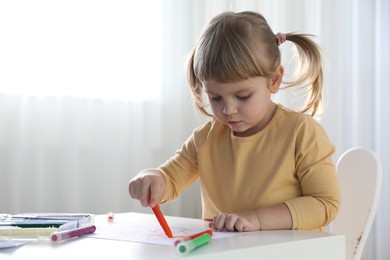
[128,170,166,208]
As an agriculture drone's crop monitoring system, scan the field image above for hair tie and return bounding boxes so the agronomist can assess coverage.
[275,32,286,46]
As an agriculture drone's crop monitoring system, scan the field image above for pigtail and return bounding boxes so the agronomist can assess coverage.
[284,33,324,117]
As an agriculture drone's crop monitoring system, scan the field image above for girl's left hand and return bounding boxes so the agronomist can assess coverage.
[209,211,261,232]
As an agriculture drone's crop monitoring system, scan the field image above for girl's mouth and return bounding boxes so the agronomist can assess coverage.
[227,120,241,126]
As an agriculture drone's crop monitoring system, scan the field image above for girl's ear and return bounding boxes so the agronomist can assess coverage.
[269,65,284,93]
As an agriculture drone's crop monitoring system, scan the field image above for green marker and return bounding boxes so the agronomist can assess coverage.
[176,233,211,255]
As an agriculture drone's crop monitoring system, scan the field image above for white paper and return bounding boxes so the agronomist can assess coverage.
[89,212,241,246]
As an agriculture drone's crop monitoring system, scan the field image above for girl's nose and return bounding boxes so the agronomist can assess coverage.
[223,102,238,115]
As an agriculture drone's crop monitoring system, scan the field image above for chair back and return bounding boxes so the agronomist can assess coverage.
[332,147,382,260]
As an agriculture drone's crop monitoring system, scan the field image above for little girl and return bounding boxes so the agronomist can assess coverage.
[129,11,340,232]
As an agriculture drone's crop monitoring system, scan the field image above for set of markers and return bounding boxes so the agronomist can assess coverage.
[0,213,96,243]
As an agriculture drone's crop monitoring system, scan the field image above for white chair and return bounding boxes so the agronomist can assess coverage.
[332,147,382,260]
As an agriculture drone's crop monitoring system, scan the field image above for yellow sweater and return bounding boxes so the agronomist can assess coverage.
[158,105,340,230]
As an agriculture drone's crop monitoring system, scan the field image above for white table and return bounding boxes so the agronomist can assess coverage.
[0,212,345,259]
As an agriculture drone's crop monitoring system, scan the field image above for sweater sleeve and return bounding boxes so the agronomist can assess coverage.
[156,122,211,203]
[284,117,341,230]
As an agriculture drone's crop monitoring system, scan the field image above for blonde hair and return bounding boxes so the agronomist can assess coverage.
[187,11,323,117]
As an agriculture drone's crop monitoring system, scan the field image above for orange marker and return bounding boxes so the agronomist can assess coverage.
[149,193,173,238]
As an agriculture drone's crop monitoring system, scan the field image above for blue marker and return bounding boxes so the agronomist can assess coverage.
[176,233,212,255]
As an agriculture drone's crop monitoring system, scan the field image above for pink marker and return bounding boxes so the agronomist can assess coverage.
[50,225,96,243]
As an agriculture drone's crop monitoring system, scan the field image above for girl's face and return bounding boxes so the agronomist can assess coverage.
[202,75,281,137]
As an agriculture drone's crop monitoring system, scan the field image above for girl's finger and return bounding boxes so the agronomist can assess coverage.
[213,213,227,231]
[225,214,239,231]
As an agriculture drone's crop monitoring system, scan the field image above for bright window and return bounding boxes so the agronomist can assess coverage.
[0,1,162,100]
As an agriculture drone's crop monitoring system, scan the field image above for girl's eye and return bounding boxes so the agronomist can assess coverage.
[210,96,222,102]
[237,94,251,100]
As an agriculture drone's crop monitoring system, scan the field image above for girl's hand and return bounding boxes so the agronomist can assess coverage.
[209,211,261,232]
[128,170,165,208]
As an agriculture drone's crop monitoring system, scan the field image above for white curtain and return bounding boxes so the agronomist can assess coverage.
[0,0,202,218]
[0,0,389,259]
